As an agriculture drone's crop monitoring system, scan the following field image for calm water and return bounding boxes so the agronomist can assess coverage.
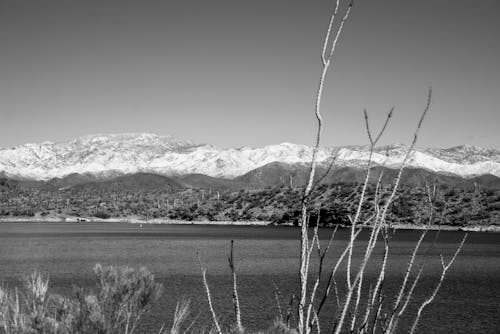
[0,222,498,333]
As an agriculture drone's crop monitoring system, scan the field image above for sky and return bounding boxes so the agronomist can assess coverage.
[0,0,499,149]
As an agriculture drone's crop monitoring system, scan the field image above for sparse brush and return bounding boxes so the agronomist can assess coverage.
[0,271,77,334]
[0,286,22,334]
[0,265,164,334]
[159,298,193,334]
[93,263,164,334]
[25,271,49,309]
[261,319,298,334]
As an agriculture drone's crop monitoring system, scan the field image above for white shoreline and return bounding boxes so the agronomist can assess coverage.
[0,216,271,226]
[0,216,498,232]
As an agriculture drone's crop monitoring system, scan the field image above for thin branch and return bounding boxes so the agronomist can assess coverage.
[371,289,385,334]
[327,0,354,61]
[299,2,354,333]
[385,228,428,331]
[272,281,284,322]
[409,234,467,334]
[388,265,424,333]
[347,107,393,289]
[314,308,321,334]
[287,294,297,328]
[306,213,323,330]
[228,240,243,332]
[364,108,394,146]
[310,152,339,197]
[197,252,222,334]
[321,0,340,66]
[360,232,389,332]
[350,270,363,332]
[316,228,363,317]
[334,89,432,334]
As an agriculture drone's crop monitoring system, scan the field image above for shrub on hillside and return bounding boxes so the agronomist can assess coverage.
[94,211,111,219]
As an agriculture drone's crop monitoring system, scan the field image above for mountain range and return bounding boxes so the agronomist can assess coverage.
[0,133,499,188]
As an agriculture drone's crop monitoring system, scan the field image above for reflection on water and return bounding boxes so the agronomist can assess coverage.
[0,223,498,333]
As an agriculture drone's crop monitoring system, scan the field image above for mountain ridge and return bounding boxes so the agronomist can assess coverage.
[1,133,499,181]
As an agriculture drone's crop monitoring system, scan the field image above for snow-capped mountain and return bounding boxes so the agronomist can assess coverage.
[0,133,499,180]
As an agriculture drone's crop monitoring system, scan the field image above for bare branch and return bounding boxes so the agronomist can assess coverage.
[310,152,339,196]
[299,2,354,333]
[347,107,393,289]
[313,308,321,334]
[388,265,424,333]
[272,281,284,322]
[409,234,467,334]
[386,228,429,331]
[321,0,340,66]
[360,233,389,332]
[364,108,394,146]
[327,1,354,61]
[334,89,432,334]
[228,240,243,332]
[197,252,222,334]
[316,228,363,317]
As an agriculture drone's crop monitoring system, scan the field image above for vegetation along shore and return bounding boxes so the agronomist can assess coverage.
[2,174,499,231]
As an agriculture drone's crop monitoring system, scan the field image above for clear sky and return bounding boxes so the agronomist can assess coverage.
[1,0,499,149]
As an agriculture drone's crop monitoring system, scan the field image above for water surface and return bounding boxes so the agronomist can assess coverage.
[0,222,498,333]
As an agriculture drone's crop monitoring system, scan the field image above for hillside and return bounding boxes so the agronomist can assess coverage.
[174,174,244,191]
[1,171,499,227]
[71,173,184,193]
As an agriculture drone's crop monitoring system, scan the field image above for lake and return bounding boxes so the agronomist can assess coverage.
[0,222,498,333]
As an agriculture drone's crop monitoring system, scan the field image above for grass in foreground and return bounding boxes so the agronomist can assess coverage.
[0,265,299,334]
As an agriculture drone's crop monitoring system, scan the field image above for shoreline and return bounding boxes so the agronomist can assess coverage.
[0,216,499,232]
[0,216,271,226]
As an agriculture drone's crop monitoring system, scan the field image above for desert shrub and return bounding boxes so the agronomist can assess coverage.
[0,271,77,334]
[0,265,163,334]
[93,264,162,333]
[260,320,298,334]
[94,211,110,219]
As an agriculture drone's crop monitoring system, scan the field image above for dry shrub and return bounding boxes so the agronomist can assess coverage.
[0,265,163,334]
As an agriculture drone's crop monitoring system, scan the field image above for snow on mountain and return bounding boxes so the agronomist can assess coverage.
[424,145,500,164]
[0,133,499,180]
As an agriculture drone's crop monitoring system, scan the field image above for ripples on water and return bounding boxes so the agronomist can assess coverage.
[0,222,498,333]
